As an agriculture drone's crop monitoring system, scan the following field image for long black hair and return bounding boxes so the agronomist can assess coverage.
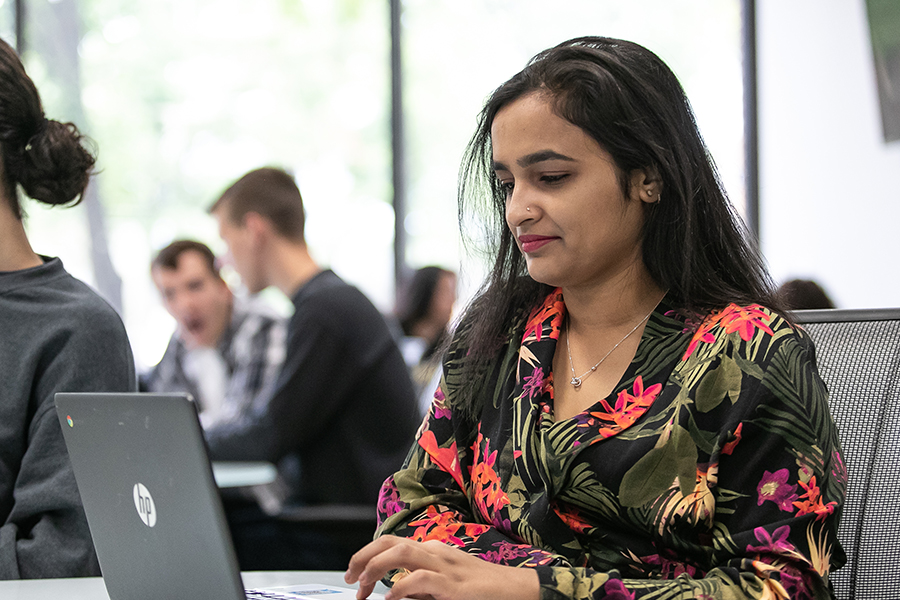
[0,37,95,218]
[452,36,780,412]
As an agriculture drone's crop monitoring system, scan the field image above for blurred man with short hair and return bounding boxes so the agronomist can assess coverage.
[143,239,286,424]
[205,167,419,569]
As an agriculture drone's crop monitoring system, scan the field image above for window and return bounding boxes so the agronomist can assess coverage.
[18,0,743,369]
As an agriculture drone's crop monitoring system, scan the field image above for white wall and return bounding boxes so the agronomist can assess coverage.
[758,0,900,308]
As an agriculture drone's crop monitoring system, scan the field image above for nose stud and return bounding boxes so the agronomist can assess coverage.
[526,207,531,212]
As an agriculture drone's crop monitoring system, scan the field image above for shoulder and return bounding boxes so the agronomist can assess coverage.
[232,296,287,334]
[0,261,131,356]
[29,275,135,394]
[681,303,808,364]
[233,294,285,322]
[441,304,527,408]
[675,303,825,419]
[296,270,383,323]
[7,264,129,339]
[24,269,134,368]
[63,280,131,342]
[443,307,503,369]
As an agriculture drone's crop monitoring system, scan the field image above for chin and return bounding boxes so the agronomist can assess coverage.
[525,265,562,288]
[183,329,212,348]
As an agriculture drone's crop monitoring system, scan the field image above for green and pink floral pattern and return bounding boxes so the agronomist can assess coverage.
[376,290,845,599]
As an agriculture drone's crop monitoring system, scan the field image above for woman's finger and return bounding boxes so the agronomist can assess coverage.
[346,536,403,584]
[388,545,540,600]
[385,567,441,600]
[353,579,378,600]
[359,538,444,585]
[346,537,445,598]
[348,537,539,600]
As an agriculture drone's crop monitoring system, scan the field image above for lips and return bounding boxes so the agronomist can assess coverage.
[184,317,205,335]
[518,234,559,253]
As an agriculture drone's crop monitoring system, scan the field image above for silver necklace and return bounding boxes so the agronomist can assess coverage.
[565,307,655,388]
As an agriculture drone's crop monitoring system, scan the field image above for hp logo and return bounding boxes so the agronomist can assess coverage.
[133,483,157,527]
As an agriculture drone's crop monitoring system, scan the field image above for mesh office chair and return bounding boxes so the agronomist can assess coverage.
[793,308,900,600]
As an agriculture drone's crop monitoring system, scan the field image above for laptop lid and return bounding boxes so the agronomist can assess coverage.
[56,392,247,600]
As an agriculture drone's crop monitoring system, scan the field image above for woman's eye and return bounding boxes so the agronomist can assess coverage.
[540,174,569,184]
[498,181,514,195]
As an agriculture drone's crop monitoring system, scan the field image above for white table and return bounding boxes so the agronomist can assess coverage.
[0,570,388,599]
[212,461,278,488]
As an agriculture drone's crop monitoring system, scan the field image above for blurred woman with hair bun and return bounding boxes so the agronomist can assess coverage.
[0,36,135,579]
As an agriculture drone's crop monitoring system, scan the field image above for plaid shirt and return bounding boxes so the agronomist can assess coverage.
[141,297,286,421]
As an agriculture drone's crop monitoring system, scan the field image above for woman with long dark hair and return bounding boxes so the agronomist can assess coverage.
[347,37,844,599]
[397,266,457,365]
[396,266,458,413]
[0,37,135,578]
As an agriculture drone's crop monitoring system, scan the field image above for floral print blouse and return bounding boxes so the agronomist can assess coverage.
[375,290,846,599]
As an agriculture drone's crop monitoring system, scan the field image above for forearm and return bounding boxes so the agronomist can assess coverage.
[203,410,279,462]
[204,357,320,462]
[378,473,566,570]
[535,558,831,600]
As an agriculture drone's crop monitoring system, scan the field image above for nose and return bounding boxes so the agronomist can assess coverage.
[165,293,188,322]
[505,185,536,229]
[169,292,191,316]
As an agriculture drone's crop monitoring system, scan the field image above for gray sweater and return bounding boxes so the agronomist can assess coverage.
[0,257,135,579]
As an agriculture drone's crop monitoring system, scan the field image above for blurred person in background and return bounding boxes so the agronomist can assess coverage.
[205,166,419,570]
[777,278,836,311]
[395,265,457,414]
[142,239,286,425]
[0,36,135,579]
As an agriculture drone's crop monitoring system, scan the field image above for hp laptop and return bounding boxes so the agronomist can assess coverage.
[55,392,380,600]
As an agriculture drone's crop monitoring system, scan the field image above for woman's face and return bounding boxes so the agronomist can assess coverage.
[428,271,457,328]
[492,93,651,292]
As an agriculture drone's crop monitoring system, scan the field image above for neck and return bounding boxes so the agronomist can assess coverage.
[270,240,321,298]
[0,197,42,272]
[562,265,665,333]
[204,296,235,350]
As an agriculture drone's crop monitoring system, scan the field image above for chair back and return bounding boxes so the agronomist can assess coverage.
[793,308,900,600]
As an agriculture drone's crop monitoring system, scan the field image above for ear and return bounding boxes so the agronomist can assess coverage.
[628,167,663,204]
[243,211,272,243]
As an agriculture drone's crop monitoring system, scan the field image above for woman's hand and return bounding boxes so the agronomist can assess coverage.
[344,536,540,600]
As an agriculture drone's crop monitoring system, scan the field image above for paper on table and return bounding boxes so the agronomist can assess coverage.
[246,583,385,600]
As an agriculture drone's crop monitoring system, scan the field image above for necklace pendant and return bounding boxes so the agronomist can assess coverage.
[570,376,582,388]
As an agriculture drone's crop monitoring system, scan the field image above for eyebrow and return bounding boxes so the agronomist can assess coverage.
[492,150,576,172]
